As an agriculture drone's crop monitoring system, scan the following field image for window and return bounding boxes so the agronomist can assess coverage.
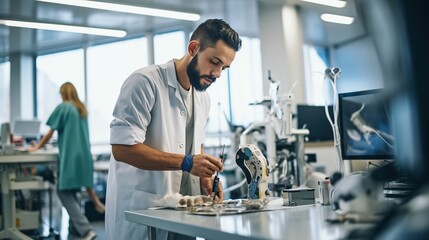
[303,44,329,105]
[36,50,85,134]
[228,37,264,128]
[87,38,148,144]
[0,61,10,123]
[154,31,185,64]
[206,69,230,134]
[206,37,264,134]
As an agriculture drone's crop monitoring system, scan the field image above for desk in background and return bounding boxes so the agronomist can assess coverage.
[125,198,374,240]
[0,150,58,240]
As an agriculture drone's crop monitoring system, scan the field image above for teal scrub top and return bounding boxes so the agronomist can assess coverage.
[47,102,94,190]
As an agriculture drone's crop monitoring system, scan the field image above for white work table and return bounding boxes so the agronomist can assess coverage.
[0,149,58,240]
[0,149,58,164]
[125,198,374,240]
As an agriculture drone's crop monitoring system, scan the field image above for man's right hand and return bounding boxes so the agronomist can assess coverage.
[190,154,223,178]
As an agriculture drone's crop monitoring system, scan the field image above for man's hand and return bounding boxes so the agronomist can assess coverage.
[190,154,223,178]
[200,176,223,203]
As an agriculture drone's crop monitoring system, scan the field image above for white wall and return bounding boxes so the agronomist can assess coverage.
[258,3,305,103]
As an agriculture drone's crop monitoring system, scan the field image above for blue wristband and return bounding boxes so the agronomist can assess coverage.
[181,154,194,172]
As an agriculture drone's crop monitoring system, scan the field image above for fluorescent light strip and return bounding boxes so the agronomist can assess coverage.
[0,19,126,37]
[300,0,346,8]
[37,0,201,21]
[321,14,354,24]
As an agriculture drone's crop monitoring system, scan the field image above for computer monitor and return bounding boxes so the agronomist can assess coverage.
[297,104,334,142]
[12,120,41,139]
[338,89,395,160]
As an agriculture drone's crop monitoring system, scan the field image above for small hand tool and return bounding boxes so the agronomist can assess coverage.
[212,144,225,205]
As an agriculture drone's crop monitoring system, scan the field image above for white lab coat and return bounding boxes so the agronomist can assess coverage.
[105,60,210,240]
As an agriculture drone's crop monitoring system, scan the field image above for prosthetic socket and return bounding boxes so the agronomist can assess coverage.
[236,144,271,201]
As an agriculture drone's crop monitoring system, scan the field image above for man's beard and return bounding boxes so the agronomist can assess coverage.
[187,54,215,92]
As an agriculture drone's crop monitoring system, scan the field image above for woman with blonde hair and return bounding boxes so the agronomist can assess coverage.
[29,82,101,239]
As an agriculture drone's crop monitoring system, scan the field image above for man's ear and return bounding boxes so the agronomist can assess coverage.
[188,40,200,57]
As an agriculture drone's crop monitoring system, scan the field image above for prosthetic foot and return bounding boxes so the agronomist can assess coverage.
[235,144,270,202]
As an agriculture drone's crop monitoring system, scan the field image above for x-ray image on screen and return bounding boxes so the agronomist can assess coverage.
[339,89,395,160]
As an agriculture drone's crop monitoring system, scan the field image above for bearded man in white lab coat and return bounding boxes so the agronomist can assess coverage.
[105,19,242,240]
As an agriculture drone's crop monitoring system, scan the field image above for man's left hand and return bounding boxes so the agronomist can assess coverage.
[200,176,223,203]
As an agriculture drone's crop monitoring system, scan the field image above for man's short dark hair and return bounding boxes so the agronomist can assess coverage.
[190,19,242,52]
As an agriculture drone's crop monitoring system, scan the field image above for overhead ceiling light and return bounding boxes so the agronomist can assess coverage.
[37,0,201,21]
[321,14,354,24]
[300,0,346,8]
[0,19,127,37]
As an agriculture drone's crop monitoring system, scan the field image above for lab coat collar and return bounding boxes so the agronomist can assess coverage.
[166,59,183,104]
[166,58,204,107]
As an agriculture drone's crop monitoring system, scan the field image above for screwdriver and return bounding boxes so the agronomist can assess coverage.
[212,144,225,205]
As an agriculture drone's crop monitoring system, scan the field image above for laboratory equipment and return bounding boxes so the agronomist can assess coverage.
[282,188,315,206]
[319,177,331,205]
[1,122,11,145]
[1,122,14,154]
[322,66,344,175]
[239,71,310,195]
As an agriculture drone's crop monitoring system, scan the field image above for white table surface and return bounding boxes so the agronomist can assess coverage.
[125,198,374,240]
